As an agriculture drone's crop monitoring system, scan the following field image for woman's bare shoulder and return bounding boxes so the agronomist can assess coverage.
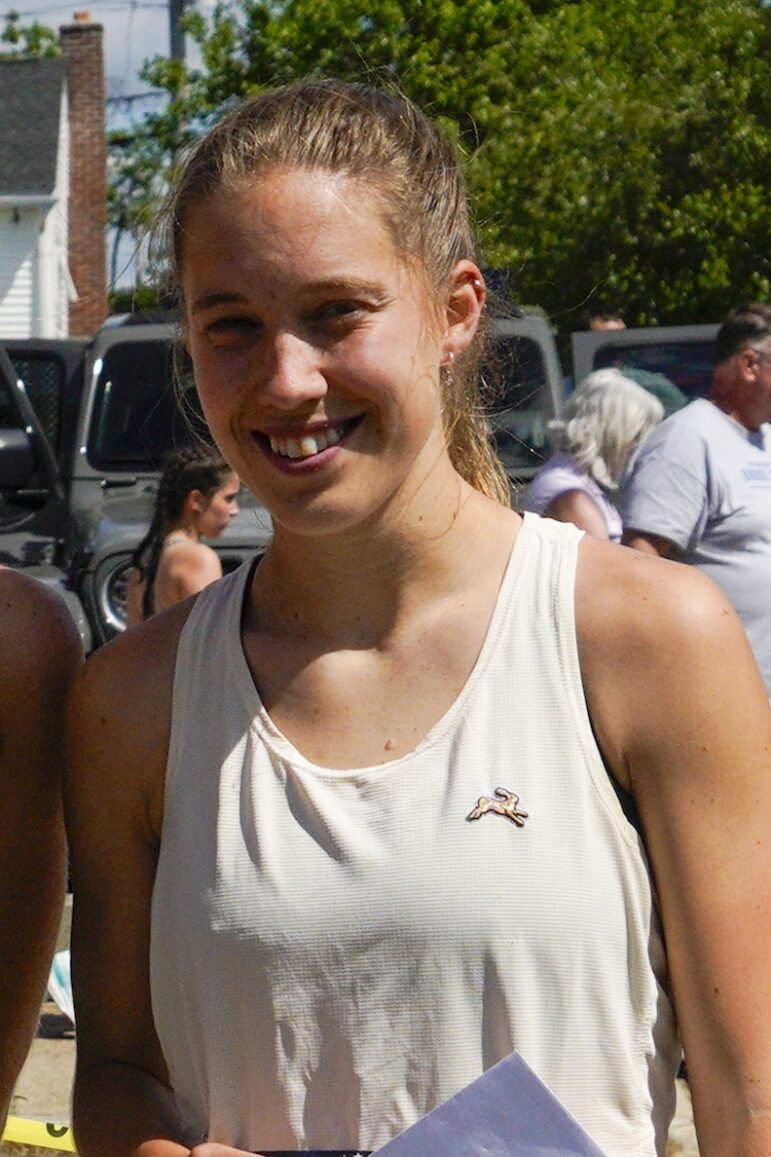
[577,534,733,651]
[0,568,81,654]
[0,569,82,697]
[67,599,200,839]
[156,540,222,609]
[73,597,195,720]
[166,538,222,577]
[574,536,768,785]
[69,600,197,782]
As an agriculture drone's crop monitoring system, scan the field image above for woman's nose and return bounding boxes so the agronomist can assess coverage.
[260,333,326,408]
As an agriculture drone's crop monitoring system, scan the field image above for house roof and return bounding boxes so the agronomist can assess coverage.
[0,57,66,197]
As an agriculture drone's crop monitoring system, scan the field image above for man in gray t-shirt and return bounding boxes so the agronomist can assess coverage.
[621,304,771,694]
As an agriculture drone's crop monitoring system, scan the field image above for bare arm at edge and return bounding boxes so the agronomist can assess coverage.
[66,607,264,1157]
[577,539,771,1156]
[66,608,196,1157]
[0,572,82,1127]
[544,489,610,539]
[621,527,677,557]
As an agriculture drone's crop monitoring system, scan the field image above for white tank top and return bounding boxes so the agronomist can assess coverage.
[151,514,680,1155]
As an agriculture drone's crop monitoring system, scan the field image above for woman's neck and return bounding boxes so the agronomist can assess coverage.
[251,482,517,648]
[167,522,199,544]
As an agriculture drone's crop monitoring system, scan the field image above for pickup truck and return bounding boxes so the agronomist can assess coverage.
[572,324,718,402]
[0,311,564,650]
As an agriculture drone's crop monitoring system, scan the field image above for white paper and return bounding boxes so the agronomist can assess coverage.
[374,1051,606,1155]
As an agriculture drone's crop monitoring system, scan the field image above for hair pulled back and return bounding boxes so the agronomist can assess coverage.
[131,443,232,619]
[159,79,510,505]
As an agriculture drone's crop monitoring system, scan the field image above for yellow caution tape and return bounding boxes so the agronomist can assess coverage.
[2,1115,75,1152]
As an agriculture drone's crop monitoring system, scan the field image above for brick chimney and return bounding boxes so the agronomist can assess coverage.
[60,15,107,335]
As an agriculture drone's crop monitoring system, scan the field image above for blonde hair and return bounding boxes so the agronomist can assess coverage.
[547,369,663,490]
[158,80,510,505]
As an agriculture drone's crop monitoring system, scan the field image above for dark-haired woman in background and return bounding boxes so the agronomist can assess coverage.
[126,445,239,626]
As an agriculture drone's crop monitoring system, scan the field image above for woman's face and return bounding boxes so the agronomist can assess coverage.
[180,167,473,539]
[197,472,240,539]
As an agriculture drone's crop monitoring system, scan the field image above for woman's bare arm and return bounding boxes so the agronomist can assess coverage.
[0,573,82,1126]
[578,541,771,1156]
[66,609,198,1157]
[621,527,677,557]
[545,489,610,539]
[125,568,146,629]
[66,607,262,1157]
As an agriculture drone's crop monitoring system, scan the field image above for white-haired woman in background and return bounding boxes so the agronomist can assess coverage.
[523,369,663,540]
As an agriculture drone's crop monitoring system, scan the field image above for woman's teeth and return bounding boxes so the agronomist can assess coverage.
[268,425,343,459]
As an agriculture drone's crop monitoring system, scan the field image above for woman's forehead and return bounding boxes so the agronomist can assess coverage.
[179,169,422,298]
[184,169,384,245]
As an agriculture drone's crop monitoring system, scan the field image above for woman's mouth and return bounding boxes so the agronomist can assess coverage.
[259,417,362,461]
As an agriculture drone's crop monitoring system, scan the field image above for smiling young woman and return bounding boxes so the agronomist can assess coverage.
[180,168,489,544]
[66,81,771,1157]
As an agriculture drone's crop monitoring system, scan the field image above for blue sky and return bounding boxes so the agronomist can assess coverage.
[0,0,206,117]
[1,0,210,284]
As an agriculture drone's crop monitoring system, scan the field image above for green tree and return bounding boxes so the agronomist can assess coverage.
[128,0,770,326]
[108,124,175,288]
[1,10,59,57]
[12,1,771,326]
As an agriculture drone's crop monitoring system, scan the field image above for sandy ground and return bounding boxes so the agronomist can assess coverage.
[668,1080,699,1155]
[6,1006,700,1156]
[9,1006,75,1124]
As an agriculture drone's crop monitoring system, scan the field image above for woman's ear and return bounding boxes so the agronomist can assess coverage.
[442,261,485,363]
[186,489,207,516]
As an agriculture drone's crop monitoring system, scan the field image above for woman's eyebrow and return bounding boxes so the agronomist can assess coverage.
[190,291,250,314]
[308,277,385,296]
[191,280,387,315]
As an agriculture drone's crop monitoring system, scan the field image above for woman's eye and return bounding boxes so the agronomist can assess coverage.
[205,317,259,342]
[313,301,360,325]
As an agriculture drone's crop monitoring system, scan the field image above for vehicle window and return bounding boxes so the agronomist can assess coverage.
[592,340,715,400]
[0,367,44,528]
[483,335,551,476]
[9,352,64,452]
[0,377,20,429]
[87,341,209,470]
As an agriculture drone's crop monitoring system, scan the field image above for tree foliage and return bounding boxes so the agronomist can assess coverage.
[1,10,59,57]
[128,0,770,326]
[13,1,771,325]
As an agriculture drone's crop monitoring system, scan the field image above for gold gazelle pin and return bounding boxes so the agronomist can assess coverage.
[467,787,528,827]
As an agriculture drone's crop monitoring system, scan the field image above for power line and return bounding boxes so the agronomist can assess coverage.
[107,89,165,103]
[1,2,168,14]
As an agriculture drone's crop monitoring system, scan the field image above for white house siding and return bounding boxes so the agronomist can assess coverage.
[0,210,38,338]
[0,199,70,339]
[38,200,72,338]
[0,88,70,339]
[50,84,73,338]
